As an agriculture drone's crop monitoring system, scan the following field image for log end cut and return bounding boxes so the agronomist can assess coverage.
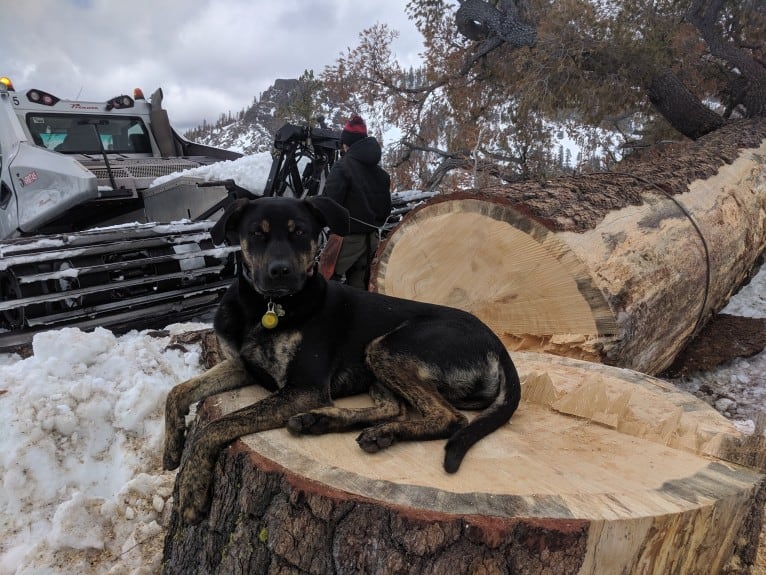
[371,197,619,363]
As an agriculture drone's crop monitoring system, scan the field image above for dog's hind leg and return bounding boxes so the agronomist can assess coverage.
[286,383,405,435]
[443,352,520,473]
[163,358,247,470]
[356,341,468,453]
[355,383,468,453]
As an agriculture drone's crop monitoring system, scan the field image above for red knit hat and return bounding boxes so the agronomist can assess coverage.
[341,115,367,147]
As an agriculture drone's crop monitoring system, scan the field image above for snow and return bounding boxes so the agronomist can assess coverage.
[721,265,766,318]
[0,154,764,574]
[150,152,274,194]
[391,189,438,203]
[0,323,209,574]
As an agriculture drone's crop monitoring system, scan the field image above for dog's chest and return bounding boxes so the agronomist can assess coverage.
[240,328,302,388]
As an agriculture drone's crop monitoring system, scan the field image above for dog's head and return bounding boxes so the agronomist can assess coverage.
[211,196,350,298]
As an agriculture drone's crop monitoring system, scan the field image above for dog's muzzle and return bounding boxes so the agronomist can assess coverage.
[245,259,314,298]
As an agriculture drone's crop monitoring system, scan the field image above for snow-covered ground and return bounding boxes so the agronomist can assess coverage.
[1,152,763,574]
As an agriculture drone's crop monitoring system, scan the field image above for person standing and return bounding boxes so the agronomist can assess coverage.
[323,115,391,289]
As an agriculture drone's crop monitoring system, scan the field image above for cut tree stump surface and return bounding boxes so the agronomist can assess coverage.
[163,352,766,575]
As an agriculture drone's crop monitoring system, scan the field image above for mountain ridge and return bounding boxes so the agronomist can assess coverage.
[184,78,344,155]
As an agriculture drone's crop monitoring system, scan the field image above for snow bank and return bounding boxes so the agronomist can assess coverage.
[721,264,766,318]
[0,324,208,575]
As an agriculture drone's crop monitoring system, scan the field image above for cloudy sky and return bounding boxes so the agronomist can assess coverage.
[2,0,424,131]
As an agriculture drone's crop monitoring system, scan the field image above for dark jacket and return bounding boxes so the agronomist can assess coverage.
[324,136,391,234]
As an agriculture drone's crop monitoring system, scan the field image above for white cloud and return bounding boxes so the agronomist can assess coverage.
[2,0,423,131]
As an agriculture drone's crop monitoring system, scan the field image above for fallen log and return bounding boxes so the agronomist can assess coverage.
[371,119,766,375]
[162,352,766,575]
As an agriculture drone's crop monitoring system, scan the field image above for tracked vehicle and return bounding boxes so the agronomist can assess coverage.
[0,76,251,349]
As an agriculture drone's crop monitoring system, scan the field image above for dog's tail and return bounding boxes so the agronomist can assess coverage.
[443,352,521,473]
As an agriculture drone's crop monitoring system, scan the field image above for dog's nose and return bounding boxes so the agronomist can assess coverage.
[268,261,292,278]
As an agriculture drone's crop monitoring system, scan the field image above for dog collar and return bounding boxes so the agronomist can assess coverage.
[261,300,285,329]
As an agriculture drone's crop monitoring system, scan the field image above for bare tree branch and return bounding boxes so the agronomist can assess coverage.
[686,0,766,117]
[401,139,525,192]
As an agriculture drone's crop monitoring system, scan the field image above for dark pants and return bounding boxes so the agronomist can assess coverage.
[333,233,378,289]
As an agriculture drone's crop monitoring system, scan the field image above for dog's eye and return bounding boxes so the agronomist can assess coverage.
[292,228,304,237]
[249,229,266,239]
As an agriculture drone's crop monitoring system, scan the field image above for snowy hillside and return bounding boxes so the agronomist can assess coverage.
[185,78,344,156]
[193,120,274,155]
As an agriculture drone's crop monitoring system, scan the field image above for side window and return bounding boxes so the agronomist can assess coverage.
[127,125,151,153]
[0,141,11,208]
[0,181,11,209]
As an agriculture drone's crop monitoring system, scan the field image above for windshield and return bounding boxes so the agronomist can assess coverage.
[25,113,152,154]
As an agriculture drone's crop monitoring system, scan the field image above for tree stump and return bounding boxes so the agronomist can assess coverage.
[371,119,766,375]
[163,352,766,575]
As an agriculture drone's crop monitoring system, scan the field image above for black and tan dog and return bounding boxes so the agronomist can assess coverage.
[163,195,521,524]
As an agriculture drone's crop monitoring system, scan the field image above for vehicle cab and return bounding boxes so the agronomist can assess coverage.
[0,77,240,236]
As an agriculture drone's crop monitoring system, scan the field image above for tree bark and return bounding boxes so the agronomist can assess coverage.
[686,0,766,118]
[370,119,766,375]
[647,69,725,139]
[162,352,766,575]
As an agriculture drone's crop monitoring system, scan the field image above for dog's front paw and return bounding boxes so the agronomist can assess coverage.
[163,429,185,470]
[286,412,331,435]
[356,426,396,453]
[176,463,213,526]
[164,387,189,470]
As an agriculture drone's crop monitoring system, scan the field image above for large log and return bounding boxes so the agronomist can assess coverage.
[371,119,766,375]
[163,352,766,575]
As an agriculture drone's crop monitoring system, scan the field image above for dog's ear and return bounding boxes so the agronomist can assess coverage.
[304,196,350,236]
[211,198,252,245]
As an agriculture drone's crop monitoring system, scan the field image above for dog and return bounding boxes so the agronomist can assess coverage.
[163,195,521,524]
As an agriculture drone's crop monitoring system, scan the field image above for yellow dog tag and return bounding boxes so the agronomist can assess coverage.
[261,301,284,329]
[261,310,279,329]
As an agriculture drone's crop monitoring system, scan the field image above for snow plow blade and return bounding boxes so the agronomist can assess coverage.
[0,221,239,350]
